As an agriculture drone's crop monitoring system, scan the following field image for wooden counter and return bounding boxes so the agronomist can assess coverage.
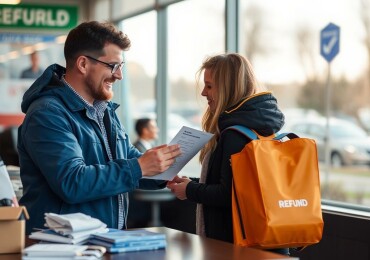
[0,227,297,260]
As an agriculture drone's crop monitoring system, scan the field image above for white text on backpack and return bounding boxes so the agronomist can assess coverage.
[278,199,308,208]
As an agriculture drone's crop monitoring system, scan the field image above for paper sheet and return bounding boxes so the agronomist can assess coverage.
[0,162,16,202]
[144,126,213,181]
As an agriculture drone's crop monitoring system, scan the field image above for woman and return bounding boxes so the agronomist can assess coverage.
[167,53,288,255]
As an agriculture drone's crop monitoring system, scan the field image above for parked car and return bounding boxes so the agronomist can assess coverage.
[358,107,370,134]
[286,117,370,167]
[280,108,322,133]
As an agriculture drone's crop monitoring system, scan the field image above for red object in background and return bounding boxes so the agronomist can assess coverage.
[0,114,25,128]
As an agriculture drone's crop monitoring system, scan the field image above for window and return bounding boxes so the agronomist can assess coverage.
[240,0,370,207]
[118,11,157,142]
[0,38,65,131]
[167,0,225,177]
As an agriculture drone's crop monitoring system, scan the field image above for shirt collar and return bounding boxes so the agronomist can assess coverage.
[139,139,153,150]
[61,75,108,117]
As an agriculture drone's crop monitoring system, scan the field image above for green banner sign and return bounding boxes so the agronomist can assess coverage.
[0,4,78,30]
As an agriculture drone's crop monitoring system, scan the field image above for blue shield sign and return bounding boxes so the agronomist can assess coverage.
[320,23,340,63]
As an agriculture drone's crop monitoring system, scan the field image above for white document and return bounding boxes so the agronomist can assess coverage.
[22,243,106,259]
[23,244,89,256]
[144,126,213,181]
[0,161,16,201]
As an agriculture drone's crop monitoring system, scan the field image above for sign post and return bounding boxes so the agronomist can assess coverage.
[320,22,340,187]
[321,23,340,63]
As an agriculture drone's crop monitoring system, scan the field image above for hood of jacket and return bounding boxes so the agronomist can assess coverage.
[21,64,67,113]
[218,91,285,136]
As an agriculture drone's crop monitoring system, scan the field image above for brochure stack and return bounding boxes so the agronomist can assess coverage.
[89,229,166,253]
[29,213,108,244]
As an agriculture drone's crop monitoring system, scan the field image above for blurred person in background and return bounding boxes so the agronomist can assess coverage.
[20,51,43,79]
[133,118,159,152]
[128,117,160,227]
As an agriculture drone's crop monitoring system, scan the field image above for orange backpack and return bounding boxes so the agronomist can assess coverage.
[227,125,323,249]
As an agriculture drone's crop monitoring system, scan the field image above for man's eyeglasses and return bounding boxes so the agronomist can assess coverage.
[85,55,125,74]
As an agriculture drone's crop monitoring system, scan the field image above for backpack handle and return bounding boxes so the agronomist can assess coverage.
[224,125,299,141]
[274,132,300,140]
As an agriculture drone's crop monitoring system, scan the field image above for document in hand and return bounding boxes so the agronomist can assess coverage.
[89,229,166,253]
[22,243,106,259]
[143,126,213,180]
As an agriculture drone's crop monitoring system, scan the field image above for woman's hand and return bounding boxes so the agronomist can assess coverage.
[167,176,191,200]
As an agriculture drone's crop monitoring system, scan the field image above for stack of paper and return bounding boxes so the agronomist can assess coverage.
[22,243,106,260]
[44,213,107,235]
[89,229,166,253]
[29,213,108,244]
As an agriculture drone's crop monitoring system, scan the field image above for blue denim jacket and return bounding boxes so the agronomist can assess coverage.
[18,64,163,234]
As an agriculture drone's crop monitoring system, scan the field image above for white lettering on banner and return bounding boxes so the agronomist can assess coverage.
[22,9,33,25]
[0,8,70,27]
[278,199,308,208]
[13,8,21,24]
[56,10,69,26]
[35,10,46,25]
[2,8,11,24]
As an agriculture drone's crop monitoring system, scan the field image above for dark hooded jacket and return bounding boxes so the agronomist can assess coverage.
[18,64,163,234]
[186,92,285,243]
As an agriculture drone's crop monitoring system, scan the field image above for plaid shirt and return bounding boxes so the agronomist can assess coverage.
[62,76,126,229]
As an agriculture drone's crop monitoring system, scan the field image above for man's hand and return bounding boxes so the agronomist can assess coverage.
[138,144,181,177]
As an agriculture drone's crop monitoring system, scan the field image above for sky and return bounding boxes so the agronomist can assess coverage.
[246,0,367,84]
[122,0,369,85]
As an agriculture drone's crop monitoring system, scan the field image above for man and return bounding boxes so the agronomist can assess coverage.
[133,118,159,152]
[18,21,181,234]
[129,118,159,227]
[20,51,43,79]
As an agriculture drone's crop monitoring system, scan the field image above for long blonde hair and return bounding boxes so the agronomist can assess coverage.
[196,53,261,162]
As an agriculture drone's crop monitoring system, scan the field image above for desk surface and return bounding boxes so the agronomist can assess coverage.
[0,227,296,260]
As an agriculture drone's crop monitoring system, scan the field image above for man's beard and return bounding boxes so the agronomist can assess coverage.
[86,78,114,101]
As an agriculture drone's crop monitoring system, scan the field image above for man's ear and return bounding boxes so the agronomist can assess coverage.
[76,56,88,74]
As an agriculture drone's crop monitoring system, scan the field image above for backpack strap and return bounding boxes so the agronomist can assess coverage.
[223,125,258,140]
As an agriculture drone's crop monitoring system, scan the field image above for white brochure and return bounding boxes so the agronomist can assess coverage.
[0,160,16,203]
[144,126,214,181]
